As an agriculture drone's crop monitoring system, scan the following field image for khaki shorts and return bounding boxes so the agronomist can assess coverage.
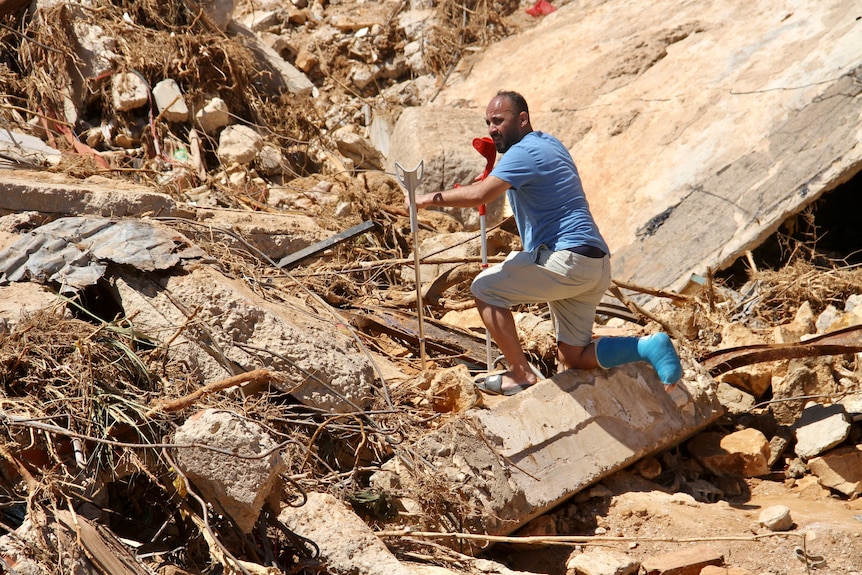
[470,245,611,347]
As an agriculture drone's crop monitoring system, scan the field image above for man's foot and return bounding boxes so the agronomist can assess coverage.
[474,364,543,396]
[637,332,683,385]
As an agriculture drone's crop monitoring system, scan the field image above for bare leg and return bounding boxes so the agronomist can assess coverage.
[476,298,539,392]
[557,341,600,371]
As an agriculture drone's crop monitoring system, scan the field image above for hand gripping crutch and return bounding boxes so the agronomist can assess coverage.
[395,160,427,369]
[472,137,497,371]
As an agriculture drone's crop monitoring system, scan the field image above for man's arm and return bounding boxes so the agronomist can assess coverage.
[410,175,510,210]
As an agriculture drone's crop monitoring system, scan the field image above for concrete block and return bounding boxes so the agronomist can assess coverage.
[374,363,723,544]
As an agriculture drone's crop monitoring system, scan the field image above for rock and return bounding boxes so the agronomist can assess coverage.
[111,71,149,111]
[172,409,286,533]
[278,491,414,575]
[415,364,479,413]
[715,381,756,414]
[773,301,816,343]
[389,105,507,230]
[758,505,793,531]
[331,125,385,169]
[195,97,231,134]
[687,428,770,477]
[152,79,189,122]
[565,548,639,575]
[718,364,772,399]
[641,544,724,575]
[815,304,841,333]
[807,444,862,497]
[792,402,851,460]
[218,124,264,166]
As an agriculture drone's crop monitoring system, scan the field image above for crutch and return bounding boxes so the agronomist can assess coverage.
[395,160,427,369]
[472,137,497,371]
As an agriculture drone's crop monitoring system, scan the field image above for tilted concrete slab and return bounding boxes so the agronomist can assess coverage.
[374,363,723,546]
[434,0,862,292]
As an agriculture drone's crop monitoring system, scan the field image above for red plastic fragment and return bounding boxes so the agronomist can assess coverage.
[526,0,557,16]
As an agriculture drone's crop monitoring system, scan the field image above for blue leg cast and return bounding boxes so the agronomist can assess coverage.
[594,333,682,385]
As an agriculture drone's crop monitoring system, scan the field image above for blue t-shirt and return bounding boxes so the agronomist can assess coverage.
[490,131,609,255]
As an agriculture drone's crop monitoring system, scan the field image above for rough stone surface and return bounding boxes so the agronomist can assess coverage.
[807,444,862,497]
[793,402,851,460]
[114,266,375,412]
[0,173,189,218]
[194,97,231,134]
[757,504,793,532]
[687,428,770,478]
[218,124,264,166]
[277,491,414,575]
[565,548,639,575]
[111,72,149,112]
[389,106,508,231]
[374,363,723,541]
[435,0,862,292]
[172,409,286,533]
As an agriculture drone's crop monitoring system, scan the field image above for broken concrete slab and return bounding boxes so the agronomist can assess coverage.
[434,0,862,293]
[373,363,723,543]
[114,265,376,413]
[0,171,191,219]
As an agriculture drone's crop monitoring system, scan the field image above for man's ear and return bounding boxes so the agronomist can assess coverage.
[519,111,529,127]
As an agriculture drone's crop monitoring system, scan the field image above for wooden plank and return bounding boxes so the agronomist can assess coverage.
[56,510,151,575]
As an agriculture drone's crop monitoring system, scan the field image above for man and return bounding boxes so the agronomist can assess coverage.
[410,90,682,395]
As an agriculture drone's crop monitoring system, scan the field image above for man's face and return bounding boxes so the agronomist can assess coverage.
[485,96,525,153]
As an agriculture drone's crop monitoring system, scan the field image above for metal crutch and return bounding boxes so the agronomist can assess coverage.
[395,160,427,369]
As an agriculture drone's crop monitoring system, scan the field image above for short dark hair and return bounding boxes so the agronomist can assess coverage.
[496,90,529,115]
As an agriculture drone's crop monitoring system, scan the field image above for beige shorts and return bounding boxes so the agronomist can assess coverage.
[470,245,611,347]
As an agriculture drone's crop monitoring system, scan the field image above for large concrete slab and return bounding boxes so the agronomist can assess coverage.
[433,0,862,292]
[374,363,723,545]
[0,171,191,218]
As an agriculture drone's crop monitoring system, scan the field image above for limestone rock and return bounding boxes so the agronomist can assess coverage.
[152,79,189,123]
[793,402,851,460]
[758,505,793,531]
[566,548,639,575]
[111,72,149,112]
[687,428,770,477]
[278,492,413,575]
[172,409,286,533]
[807,444,862,497]
[218,124,264,166]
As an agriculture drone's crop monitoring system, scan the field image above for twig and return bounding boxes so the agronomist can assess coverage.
[376,529,805,547]
[144,368,279,417]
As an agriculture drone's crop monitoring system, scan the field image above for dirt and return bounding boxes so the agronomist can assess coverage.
[486,473,862,575]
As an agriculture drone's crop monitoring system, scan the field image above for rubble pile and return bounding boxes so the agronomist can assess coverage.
[0,1,861,575]
[0,0,518,210]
